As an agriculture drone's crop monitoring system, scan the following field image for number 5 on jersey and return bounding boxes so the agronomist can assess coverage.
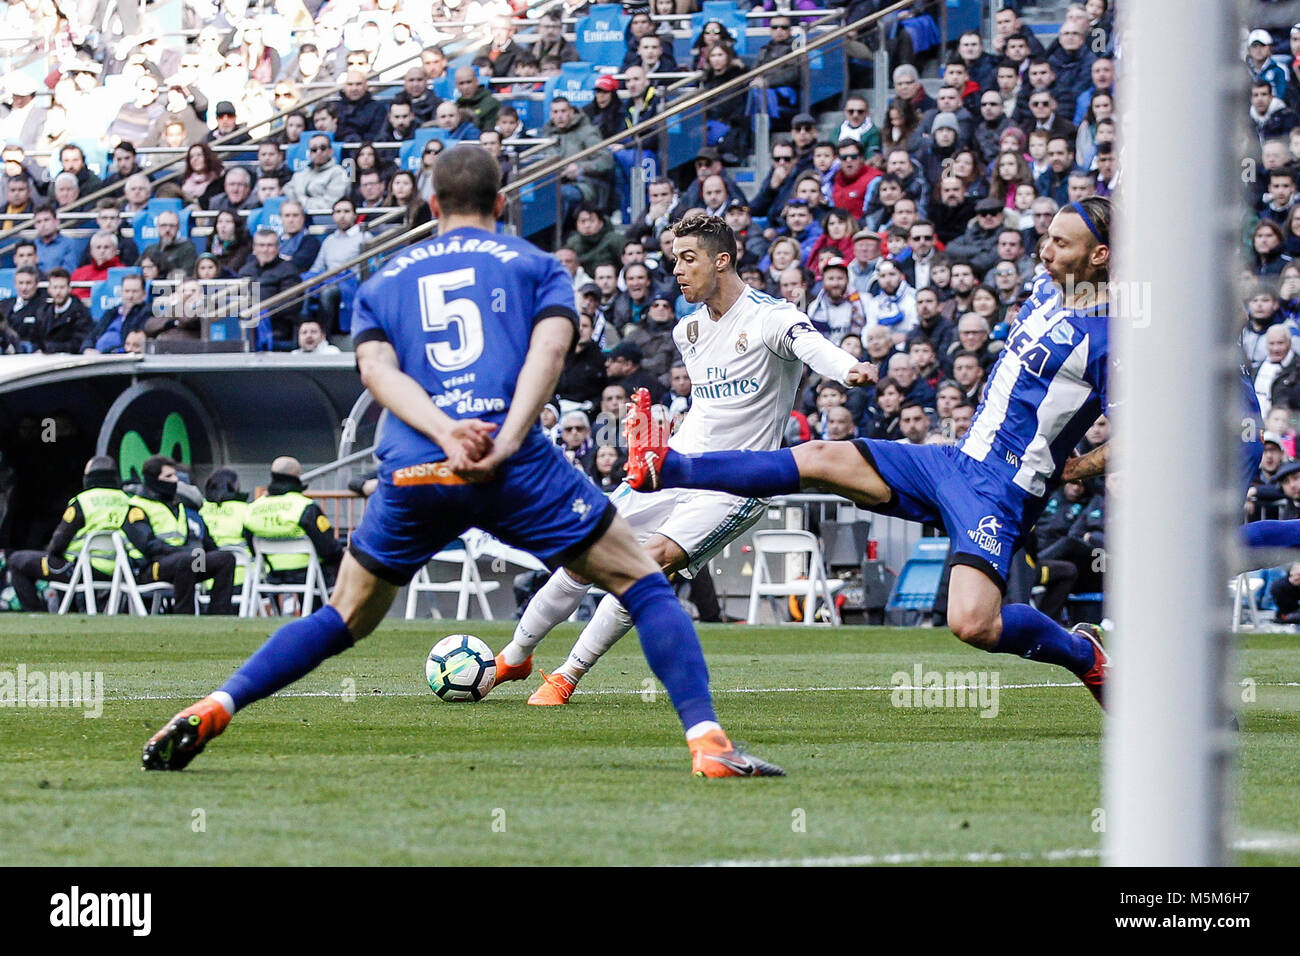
[420,267,484,371]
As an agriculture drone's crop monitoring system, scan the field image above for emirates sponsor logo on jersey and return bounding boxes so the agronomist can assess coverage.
[967,515,1003,556]
[694,376,762,399]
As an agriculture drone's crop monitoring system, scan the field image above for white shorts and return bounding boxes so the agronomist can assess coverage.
[606,483,767,578]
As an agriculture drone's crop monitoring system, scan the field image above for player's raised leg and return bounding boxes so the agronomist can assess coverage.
[528,533,686,705]
[945,564,1108,706]
[627,385,892,508]
[141,551,398,770]
[564,517,783,777]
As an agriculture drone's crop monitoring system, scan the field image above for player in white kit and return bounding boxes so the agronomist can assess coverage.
[494,214,876,704]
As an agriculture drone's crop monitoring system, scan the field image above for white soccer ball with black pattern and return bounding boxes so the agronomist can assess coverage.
[425,634,497,702]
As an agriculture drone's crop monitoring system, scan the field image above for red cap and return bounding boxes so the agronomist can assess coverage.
[595,75,619,92]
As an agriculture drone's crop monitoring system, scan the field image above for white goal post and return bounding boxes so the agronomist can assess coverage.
[1105,0,1240,866]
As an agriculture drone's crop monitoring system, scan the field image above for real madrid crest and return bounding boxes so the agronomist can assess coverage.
[686,320,699,344]
[735,331,748,354]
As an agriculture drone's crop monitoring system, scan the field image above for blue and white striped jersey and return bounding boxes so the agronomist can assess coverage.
[958,273,1109,498]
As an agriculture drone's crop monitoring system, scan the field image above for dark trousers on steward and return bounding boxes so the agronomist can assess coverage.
[139,550,236,614]
[6,550,95,611]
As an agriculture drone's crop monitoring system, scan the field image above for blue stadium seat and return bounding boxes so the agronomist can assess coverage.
[104,266,139,301]
[885,538,950,618]
[397,128,451,172]
[503,95,544,134]
[693,2,749,56]
[285,133,342,173]
[0,268,14,300]
[246,197,286,237]
[431,73,457,100]
[89,280,120,321]
[69,138,106,178]
[134,199,190,245]
[1066,591,1104,625]
[543,62,599,113]
[575,5,628,65]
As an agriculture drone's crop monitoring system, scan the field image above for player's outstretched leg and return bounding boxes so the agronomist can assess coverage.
[495,568,591,683]
[947,565,1108,708]
[627,393,893,511]
[566,515,783,777]
[528,593,632,705]
[1241,520,1300,549]
[142,553,397,770]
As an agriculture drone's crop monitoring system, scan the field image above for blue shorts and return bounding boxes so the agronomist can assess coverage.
[349,432,615,586]
[851,439,1046,590]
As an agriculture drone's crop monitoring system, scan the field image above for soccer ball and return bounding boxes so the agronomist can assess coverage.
[425,634,497,702]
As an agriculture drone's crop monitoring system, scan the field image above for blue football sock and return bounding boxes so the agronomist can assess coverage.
[218,605,355,712]
[994,603,1096,676]
[1241,520,1300,549]
[619,574,716,731]
[660,447,801,497]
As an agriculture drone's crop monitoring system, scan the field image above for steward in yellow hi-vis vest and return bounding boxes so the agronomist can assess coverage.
[242,456,343,584]
[199,469,250,587]
[121,455,237,615]
[6,456,129,611]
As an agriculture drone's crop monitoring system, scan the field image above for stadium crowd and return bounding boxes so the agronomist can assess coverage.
[0,0,1131,621]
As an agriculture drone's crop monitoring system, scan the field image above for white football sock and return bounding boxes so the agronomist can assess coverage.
[685,721,723,741]
[502,569,589,665]
[557,593,633,682]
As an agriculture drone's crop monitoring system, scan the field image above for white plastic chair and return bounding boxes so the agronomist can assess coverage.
[47,531,118,614]
[746,529,843,626]
[405,535,500,620]
[244,537,331,617]
[110,533,174,616]
[1231,572,1265,631]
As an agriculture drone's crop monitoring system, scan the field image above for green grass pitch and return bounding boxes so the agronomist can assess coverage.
[1,616,1297,866]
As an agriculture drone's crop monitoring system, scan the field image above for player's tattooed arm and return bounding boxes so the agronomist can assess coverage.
[1062,441,1108,481]
[356,340,497,463]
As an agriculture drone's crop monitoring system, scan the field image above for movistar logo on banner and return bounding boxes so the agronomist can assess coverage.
[117,412,192,481]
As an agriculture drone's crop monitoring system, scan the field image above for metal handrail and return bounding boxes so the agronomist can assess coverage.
[243,0,910,322]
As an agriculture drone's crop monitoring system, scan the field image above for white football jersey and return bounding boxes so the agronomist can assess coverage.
[671,286,857,454]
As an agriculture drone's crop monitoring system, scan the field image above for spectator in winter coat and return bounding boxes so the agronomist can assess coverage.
[336,71,387,142]
[1247,29,1288,100]
[1241,285,1285,366]
[556,312,608,410]
[1251,81,1300,144]
[285,134,351,215]
[946,198,1006,276]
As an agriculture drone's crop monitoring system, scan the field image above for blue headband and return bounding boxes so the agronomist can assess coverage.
[1068,200,1105,245]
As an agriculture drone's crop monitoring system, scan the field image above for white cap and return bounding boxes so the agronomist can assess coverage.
[6,74,37,97]
[1249,28,1274,47]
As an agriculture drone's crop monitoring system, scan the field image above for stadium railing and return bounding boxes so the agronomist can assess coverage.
[242,0,916,333]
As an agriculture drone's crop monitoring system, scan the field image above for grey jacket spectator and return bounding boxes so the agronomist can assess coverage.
[285,151,351,214]
[540,104,613,207]
[945,204,1004,276]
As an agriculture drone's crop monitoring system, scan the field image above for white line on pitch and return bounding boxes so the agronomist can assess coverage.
[692,834,1300,867]
[33,678,1300,706]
